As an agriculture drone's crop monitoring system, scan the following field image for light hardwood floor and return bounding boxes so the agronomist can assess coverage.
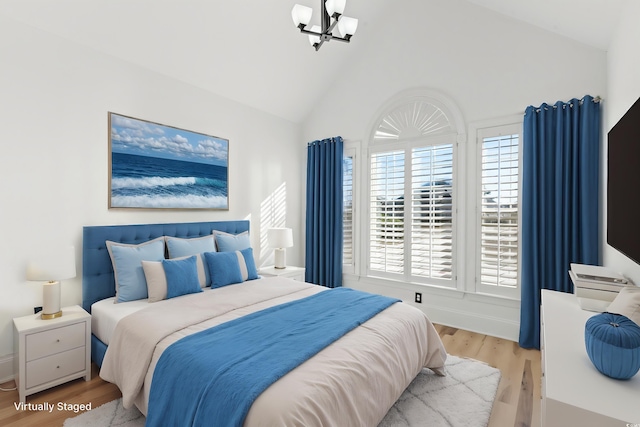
[434,325,541,427]
[0,325,541,427]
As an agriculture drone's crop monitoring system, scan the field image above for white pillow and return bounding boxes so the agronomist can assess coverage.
[142,260,169,303]
[607,285,640,326]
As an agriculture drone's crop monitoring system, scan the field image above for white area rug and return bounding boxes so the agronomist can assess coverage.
[378,356,501,427]
[64,355,500,427]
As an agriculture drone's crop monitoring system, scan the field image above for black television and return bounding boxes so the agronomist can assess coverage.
[607,95,640,264]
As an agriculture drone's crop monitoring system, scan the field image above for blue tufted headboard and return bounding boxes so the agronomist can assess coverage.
[82,220,250,313]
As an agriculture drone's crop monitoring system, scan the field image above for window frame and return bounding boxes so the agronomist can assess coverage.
[468,118,523,299]
[365,133,459,288]
[345,90,527,302]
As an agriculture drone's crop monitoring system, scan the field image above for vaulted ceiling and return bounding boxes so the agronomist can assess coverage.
[0,0,628,123]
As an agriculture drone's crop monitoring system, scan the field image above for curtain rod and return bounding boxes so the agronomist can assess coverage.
[528,95,602,114]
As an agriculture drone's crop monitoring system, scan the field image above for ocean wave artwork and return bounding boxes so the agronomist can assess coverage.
[109,113,229,209]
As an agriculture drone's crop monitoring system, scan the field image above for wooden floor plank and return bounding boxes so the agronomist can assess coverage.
[514,359,535,427]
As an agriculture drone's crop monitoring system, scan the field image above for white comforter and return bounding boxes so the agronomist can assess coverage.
[100,277,446,427]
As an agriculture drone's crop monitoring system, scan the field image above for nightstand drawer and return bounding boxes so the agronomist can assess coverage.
[26,322,86,361]
[26,346,86,389]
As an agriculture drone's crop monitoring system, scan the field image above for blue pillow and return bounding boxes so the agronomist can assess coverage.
[204,251,243,288]
[106,237,165,303]
[213,230,251,252]
[162,256,203,299]
[239,247,259,280]
[165,235,216,286]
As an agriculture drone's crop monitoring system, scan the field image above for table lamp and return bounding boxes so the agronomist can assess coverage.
[26,245,76,319]
[268,228,293,269]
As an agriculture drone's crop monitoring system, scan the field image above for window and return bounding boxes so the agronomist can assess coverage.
[358,91,522,299]
[343,150,355,272]
[367,97,460,287]
[476,124,521,298]
[369,150,405,274]
[410,145,453,280]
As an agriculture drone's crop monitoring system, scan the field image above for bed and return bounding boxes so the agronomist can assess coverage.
[82,220,447,426]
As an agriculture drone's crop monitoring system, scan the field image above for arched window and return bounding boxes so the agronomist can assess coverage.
[367,91,465,287]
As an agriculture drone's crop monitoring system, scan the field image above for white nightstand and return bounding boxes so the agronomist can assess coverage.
[259,265,305,282]
[13,305,91,402]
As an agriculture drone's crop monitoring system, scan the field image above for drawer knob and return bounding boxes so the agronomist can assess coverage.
[56,366,60,369]
[56,339,60,343]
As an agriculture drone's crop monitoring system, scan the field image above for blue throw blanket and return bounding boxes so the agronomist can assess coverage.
[146,287,400,427]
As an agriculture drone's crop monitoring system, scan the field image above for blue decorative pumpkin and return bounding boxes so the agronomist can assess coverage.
[585,312,640,380]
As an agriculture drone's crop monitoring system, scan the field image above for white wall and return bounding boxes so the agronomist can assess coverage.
[302,0,608,341]
[604,2,640,284]
[0,16,304,377]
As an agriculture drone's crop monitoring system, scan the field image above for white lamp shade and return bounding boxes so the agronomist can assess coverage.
[307,25,321,46]
[326,0,347,16]
[338,16,358,36]
[268,228,294,249]
[26,245,76,281]
[292,4,313,27]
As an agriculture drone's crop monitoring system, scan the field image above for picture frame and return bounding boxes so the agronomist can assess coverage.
[108,112,229,210]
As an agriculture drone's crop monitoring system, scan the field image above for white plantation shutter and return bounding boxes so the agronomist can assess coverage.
[368,96,459,287]
[368,143,455,285]
[478,127,520,297]
[411,145,453,281]
[343,153,354,271]
[369,150,405,274]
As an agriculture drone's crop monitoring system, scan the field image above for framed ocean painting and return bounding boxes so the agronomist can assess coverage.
[108,112,229,209]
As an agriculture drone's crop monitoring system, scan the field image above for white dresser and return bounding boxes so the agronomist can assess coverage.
[541,289,640,426]
[13,305,91,402]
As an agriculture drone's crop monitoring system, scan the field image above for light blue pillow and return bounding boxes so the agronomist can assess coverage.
[165,235,216,256]
[165,235,216,286]
[213,230,251,252]
[162,256,203,299]
[204,251,243,288]
[106,237,165,303]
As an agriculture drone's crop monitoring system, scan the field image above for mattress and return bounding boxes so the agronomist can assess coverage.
[100,276,447,426]
[91,297,149,345]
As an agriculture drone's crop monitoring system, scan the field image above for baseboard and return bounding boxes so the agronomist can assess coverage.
[0,354,14,384]
[419,302,520,342]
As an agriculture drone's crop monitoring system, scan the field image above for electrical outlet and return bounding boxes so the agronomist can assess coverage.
[414,292,422,304]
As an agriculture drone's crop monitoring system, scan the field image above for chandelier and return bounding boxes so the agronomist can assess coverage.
[291,0,359,51]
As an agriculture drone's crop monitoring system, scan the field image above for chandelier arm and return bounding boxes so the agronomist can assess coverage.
[298,28,349,42]
[299,28,323,36]
[329,35,351,43]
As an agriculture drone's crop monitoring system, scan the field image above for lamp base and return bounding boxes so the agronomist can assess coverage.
[41,310,62,320]
[42,280,62,320]
[274,248,287,269]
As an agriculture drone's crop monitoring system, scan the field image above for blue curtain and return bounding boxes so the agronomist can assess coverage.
[519,95,601,349]
[305,137,343,288]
